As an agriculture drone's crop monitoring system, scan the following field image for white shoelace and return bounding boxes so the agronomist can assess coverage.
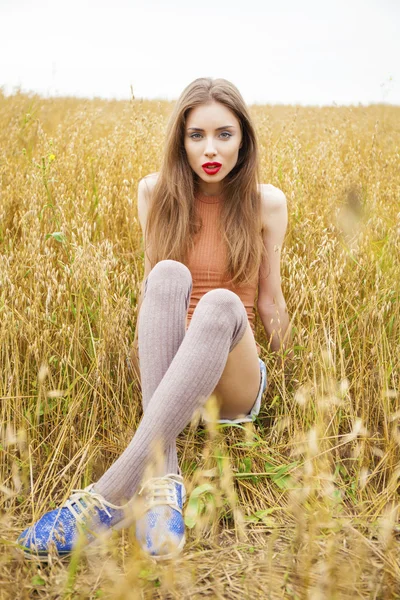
[63,488,121,526]
[138,474,184,514]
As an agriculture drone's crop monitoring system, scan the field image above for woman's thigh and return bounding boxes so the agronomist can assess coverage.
[211,320,262,420]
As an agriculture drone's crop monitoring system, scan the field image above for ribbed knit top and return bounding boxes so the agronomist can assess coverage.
[185,189,258,336]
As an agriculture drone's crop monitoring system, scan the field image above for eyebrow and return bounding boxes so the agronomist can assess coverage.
[187,125,235,132]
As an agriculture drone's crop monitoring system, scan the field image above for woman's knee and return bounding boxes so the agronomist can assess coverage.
[197,288,244,313]
[145,260,193,296]
[195,289,247,344]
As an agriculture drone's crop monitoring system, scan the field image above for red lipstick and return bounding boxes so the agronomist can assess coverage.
[202,162,222,175]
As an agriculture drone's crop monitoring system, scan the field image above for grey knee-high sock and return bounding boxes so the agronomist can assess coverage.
[138,260,192,476]
[92,278,248,505]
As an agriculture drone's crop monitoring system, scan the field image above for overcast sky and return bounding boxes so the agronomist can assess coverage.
[1,0,399,106]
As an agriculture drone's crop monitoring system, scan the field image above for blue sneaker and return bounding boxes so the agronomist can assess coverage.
[17,483,137,562]
[135,473,186,561]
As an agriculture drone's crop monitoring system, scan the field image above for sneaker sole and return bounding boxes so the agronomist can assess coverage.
[21,527,186,563]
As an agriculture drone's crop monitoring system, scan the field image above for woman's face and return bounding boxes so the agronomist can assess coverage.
[184,100,242,195]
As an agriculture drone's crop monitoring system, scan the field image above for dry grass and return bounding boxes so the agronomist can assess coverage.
[0,90,399,599]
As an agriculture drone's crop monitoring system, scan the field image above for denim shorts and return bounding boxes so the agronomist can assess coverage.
[201,357,267,425]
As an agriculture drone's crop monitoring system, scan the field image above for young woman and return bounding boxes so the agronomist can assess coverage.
[17,77,291,562]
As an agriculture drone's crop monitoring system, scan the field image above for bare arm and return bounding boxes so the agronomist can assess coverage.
[257,185,292,358]
[128,176,155,381]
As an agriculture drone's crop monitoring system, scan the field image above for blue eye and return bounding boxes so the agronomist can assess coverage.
[189,132,232,139]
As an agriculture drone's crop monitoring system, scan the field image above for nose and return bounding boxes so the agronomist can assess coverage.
[204,137,217,158]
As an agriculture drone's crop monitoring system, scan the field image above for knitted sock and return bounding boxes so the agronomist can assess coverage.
[92,262,248,505]
[138,260,193,476]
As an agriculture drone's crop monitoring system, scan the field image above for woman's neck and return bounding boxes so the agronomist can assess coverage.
[196,189,223,204]
[201,191,220,197]
[197,184,223,197]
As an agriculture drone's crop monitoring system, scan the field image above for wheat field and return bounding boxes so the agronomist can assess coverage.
[0,90,399,599]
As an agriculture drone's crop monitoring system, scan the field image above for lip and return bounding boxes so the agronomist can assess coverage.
[202,162,222,175]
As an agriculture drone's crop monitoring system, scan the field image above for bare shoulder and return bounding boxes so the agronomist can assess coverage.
[258,183,287,230]
[137,173,160,232]
[140,172,160,196]
[258,183,287,209]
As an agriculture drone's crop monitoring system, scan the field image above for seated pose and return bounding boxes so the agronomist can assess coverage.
[17,77,291,562]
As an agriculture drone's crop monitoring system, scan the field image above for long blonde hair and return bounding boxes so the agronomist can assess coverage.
[145,77,267,286]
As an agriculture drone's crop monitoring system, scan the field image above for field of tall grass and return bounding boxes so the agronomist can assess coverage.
[0,90,399,599]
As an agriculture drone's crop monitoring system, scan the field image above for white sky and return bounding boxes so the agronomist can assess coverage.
[1,0,399,106]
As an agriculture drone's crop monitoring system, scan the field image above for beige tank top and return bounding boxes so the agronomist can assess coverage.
[185,189,258,337]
